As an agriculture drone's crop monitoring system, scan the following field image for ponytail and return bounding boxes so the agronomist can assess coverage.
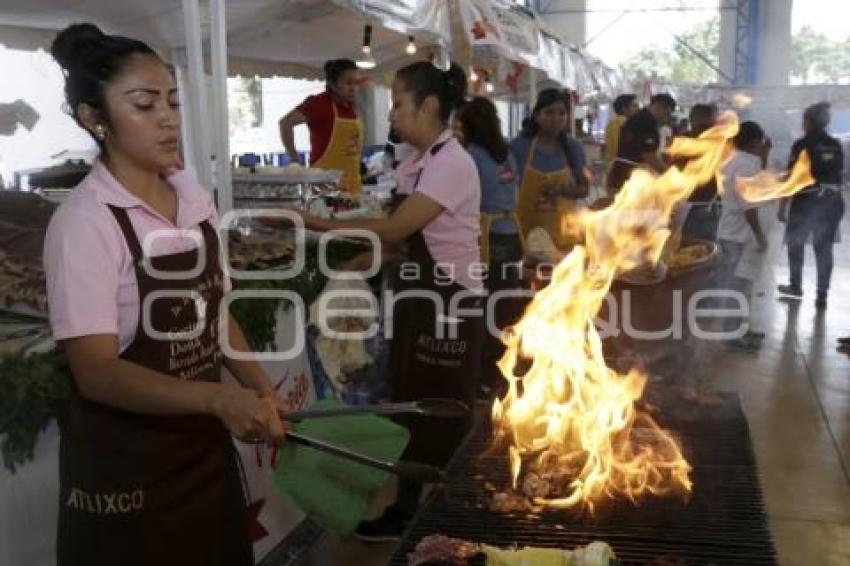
[395,61,468,124]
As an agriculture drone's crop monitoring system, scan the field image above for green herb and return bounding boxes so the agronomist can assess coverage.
[0,348,71,472]
[230,239,367,352]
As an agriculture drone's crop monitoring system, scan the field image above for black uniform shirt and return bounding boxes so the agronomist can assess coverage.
[788,130,844,187]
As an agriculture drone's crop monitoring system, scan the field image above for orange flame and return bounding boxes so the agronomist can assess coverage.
[735,151,815,202]
[732,92,754,109]
[492,112,814,511]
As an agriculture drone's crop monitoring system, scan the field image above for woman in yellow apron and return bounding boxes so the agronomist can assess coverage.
[510,89,589,250]
[279,59,364,194]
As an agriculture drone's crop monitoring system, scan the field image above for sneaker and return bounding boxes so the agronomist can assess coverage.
[777,284,803,298]
[723,337,760,353]
[354,506,409,542]
[815,293,827,309]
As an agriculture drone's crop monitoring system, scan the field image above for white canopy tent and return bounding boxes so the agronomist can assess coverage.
[0,0,454,211]
[0,0,622,207]
[451,0,625,105]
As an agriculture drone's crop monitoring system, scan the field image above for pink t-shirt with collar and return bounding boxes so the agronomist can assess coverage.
[44,160,228,353]
[395,130,483,291]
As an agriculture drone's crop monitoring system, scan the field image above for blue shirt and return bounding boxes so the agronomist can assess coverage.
[467,144,519,234]
[510,134,587,186]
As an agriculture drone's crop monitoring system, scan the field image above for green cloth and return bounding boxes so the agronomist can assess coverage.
[274,399,410,535]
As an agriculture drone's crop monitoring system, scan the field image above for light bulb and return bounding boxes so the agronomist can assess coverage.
[356,57,376,70]
[485,80,494,93]
[406,36,417,55]
[360,24,373,56]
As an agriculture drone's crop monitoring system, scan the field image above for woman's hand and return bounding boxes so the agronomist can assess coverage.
[209,384,288,445]
[263,392,292,415]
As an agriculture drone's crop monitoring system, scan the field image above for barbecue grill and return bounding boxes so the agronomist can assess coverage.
[389,392,776,565]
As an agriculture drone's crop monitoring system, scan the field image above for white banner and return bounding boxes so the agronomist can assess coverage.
[231,306,316,562]
[333,0,452,44]
[459,0,540,65]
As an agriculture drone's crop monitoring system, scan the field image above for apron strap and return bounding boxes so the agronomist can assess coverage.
[198,219,219,257]
[107,205,144,263]
[412,140,450,191]
[107,205,218,266]
[479,212,526,265]
[480,214,493,265]
[525,137,538,171]
[525,136,572,182]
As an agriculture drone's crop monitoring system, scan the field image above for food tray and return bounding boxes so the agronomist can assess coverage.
[232,167,342,185]
[666,239,719,277]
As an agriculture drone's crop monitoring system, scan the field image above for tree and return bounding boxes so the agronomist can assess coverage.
[791,26,850,84]
[620,18,850,86]
[228,77,263,136]
[620,17,720,85]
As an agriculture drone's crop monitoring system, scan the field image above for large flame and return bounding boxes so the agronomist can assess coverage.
[492,113,815,511]
[735,151,814,202]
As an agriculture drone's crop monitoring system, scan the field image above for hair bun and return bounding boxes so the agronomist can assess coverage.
[444,63,468,110]
[51,23,108,71]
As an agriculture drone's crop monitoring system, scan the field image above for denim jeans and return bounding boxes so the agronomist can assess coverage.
[715,239,752,333]
[786,190,845,294]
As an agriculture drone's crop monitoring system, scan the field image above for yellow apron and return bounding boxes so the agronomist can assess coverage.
[311,102,364,194]
[480,211,525,265]
[516,137,580,249]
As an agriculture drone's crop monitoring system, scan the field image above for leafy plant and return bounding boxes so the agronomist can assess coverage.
[230,239,368,351]
[0,348,72,472]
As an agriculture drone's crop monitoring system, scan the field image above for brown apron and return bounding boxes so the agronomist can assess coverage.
[57,206,252,566]
[389,142,484,468]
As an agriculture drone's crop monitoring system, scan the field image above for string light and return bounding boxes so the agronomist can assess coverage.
[357,24,376,69]
[406,36,417,55]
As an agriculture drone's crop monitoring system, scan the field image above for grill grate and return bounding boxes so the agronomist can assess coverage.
[388,392,777,565]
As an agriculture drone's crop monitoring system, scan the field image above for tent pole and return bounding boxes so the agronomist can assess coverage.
[528,67,538,106]
[210,0,232,213]
[171,52,198,179]
[181,0,213,194]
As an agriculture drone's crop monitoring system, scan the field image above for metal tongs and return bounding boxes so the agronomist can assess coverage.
[280,398,470,422]
[283,431,445,484]
[259,398,469,484]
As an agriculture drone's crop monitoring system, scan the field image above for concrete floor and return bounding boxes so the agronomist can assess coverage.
[302,209,850,566]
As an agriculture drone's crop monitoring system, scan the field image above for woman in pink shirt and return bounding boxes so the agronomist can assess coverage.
[43,24,287,565]
[290,61,483,539]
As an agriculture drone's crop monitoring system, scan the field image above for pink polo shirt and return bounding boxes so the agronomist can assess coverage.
[395,130,483,291]
[44,160,228,353]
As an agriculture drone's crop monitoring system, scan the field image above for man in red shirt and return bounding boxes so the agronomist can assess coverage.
[278,59,363,193]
